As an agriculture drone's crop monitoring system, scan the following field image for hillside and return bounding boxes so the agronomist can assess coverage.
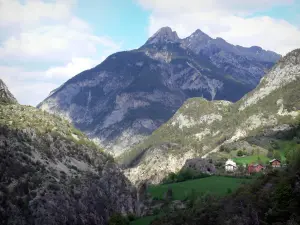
[0,81,137,225]
[152,150,300,225]
[38,27,280,156]
[122,49,300,185]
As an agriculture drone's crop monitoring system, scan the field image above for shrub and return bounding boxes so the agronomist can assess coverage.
[237,150,243,157]
[108,213,129,225]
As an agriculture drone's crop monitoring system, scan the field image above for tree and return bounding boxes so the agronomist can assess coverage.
[267,149,274,158]
[108,214,129,225]
[273,150,281,161]
[237,150,243,157]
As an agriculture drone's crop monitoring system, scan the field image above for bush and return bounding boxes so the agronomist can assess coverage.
[237,150,243,157]
[162,169,210,184]
[108,213,129,225]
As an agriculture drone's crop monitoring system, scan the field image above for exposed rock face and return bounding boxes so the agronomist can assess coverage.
[38,27,280,156]
[0,79,17,104]
[0,102,137,224]
[123,49,300,184]
[182,158,216,174]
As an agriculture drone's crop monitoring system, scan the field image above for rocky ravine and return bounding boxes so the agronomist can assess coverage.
[38,27,280,156]
[0,80,137,225]
[123,49,300,185]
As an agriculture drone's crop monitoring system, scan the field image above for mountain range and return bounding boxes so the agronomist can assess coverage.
[38,27,280,156]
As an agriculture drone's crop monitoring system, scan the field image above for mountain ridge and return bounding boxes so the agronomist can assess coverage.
[38,27,280,156]
[122,48,300,185]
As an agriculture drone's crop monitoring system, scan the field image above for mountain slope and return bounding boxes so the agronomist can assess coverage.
[123,49,300,184]
[38,27,280,156]
[0,82,137,225]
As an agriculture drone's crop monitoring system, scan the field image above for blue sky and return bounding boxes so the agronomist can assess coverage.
[0,0,300,106]
[75,0,150,50]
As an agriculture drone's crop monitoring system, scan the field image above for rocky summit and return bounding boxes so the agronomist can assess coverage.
[0,79,17,104]
[38,27,280,156]
[123,49,300,185]
[0,81,137,225]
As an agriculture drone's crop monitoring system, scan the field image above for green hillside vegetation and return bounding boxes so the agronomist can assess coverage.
[152,146,300,225]
[233,155,270,165]
[0,103,110,158]
[148,176,251,201]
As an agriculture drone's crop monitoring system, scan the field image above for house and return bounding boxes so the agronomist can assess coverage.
[248,164,264,174]
[225,159,237,172]
[270,159,281,168]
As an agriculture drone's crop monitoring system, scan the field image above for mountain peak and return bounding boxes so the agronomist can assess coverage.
[192,29,211,38]
[145,26,180,45]
[278,48,300,66]
[0,79,17,104]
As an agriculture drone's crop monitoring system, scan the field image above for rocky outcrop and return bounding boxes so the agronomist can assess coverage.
[38,27,280,156]
[0,101,137,224]
[123,48,300,184]
[182,158,216,174]
[0,79,17,104]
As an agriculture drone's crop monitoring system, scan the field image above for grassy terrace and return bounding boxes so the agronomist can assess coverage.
[148,176,251,200]
[130,176,252,225]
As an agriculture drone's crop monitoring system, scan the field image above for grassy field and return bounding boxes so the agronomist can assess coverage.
[147,176,251,201]
[233,155,270,165]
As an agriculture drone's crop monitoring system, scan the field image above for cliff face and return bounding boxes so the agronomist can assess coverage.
[38,27,280,156]
[0,82,137,225]
[122,49,300,185]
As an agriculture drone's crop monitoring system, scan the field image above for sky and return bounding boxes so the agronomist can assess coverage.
[0,0,300,106]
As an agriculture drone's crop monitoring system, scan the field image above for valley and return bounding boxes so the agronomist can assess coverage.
[0,15,300,225]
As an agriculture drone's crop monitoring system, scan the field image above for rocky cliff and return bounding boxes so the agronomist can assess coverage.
[38,27,280,156]
[0,82,137,225]
[123,49,300,185]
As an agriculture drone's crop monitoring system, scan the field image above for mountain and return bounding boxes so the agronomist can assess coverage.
[38,27,280,156]
[0,79,17,104]
[123,49,300,185]
[0,81,137,225]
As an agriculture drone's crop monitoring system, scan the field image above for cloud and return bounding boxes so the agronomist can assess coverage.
[138,0,300,55]
[0,0,74,27]
[0,0,121,106]
[0,22,120,63]
[0,56,107,106]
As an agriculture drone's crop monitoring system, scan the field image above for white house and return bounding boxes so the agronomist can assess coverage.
[225,159,237,172]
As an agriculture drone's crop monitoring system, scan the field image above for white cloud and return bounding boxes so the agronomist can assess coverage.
[0,23,120,63]
[138,0,300,55]
[0,56,108,106]
[0,0,74,27]
[0,0,121,106]
[45,57,100,80]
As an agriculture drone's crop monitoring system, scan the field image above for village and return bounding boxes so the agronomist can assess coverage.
[225,158,283,175]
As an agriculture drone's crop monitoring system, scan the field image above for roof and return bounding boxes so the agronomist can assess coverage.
[225,164,236,167]
[225,159,236,166]
[269,159,281,163]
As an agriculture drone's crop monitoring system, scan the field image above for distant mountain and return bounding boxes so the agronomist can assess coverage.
[38,27,281,156]
[123,49,300,185]
[0,80,137,224]
[0,79,17,104]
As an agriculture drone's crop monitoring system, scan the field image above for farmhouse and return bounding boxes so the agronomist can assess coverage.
[248,164,264,174]
[270,159,281,168]
[225,159,237,172]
